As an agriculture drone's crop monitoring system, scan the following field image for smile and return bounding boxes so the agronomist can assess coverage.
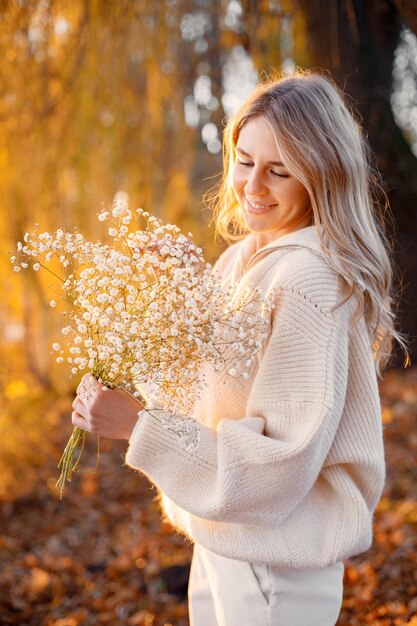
[245,197,277,215]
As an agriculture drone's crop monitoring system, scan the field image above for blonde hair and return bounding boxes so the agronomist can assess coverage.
[207,68,408,375]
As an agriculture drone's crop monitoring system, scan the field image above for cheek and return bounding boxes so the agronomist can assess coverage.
[232,166,245,196]
[287,182,310,207]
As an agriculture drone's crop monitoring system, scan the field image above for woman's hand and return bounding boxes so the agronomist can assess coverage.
[72,373,144,440]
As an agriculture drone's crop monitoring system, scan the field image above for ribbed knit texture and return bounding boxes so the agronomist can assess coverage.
[125,225,386,568]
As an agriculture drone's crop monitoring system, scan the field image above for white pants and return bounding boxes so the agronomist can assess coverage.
[188,543,344,626]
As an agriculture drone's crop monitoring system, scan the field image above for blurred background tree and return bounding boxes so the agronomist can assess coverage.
[0,0,416,496]
[293,0,417,366]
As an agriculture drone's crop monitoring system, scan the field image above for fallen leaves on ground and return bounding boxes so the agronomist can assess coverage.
[338,366,417,625]
[0,367,416,625]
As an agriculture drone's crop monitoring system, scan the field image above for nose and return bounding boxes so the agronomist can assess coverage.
[244,168,267,196]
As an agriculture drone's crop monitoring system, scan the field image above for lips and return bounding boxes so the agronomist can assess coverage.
[245,196,277,215]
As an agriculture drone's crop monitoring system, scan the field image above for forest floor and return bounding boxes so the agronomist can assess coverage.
[0,367,417,626]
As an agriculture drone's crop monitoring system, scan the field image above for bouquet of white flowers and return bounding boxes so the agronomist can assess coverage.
[12,201,273,497]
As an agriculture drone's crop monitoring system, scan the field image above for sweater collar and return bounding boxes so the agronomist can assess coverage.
[230,225,328,284]
[252,225,325,255]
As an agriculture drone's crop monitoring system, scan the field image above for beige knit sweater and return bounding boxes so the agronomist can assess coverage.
[125,225,385,569]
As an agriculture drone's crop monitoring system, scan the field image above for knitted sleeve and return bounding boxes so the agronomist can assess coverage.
[125,286,351,527]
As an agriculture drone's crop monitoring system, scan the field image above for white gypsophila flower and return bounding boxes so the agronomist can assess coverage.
[13,207,273,495]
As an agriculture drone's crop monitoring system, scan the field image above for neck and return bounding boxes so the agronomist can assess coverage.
[255,214,314,251]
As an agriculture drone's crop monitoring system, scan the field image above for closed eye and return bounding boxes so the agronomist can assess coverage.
[236,159,289,178]
[270,170,289,178]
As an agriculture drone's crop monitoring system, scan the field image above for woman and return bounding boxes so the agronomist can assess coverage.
[72,70,406,625]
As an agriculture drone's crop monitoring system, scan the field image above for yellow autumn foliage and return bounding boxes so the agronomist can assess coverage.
[0,0,305,496]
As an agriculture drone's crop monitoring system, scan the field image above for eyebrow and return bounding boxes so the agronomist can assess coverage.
[235,146,285,167]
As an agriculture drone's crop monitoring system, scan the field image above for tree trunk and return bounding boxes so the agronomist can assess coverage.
[296,0,417,366]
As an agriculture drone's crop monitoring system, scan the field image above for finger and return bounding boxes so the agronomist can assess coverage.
[72,396,88,416]
[79,388,93,406]
[72,409,87,429]
[82,372,97,387]
[89,376,102,395]
[76,381,86,397]
[73,391,86,408]
[79,375,100,403]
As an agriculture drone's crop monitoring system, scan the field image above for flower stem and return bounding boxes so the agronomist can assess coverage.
[56,426,88,499]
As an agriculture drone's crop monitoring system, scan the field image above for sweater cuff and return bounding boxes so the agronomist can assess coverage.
[126,408,201,470]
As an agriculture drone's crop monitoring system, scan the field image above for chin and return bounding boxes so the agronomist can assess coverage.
[245,215,282,233]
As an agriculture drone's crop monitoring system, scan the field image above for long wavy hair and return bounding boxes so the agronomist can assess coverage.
[207,68,408,375]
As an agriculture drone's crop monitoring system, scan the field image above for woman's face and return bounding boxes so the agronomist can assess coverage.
[232,116,312,247]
